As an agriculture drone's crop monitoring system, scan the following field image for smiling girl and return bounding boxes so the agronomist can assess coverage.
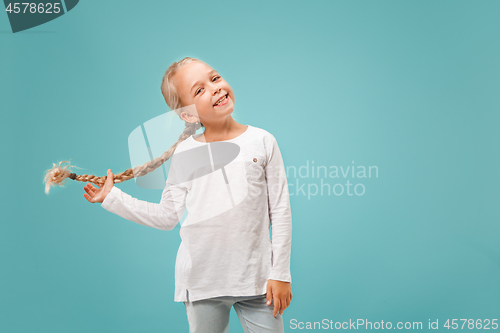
[45,57,292,333]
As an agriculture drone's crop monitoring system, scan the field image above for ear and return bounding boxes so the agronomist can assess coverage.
[180,112,199,124]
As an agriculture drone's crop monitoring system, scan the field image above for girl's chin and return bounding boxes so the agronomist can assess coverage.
[217,107,234,114]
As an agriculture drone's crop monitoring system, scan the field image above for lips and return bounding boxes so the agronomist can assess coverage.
[214,93,228,106]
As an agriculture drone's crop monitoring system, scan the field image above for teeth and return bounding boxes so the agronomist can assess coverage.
[215,95,227,105]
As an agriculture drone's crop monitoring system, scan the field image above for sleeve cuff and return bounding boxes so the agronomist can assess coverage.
[101,186,120,211]
[269,273,292,283]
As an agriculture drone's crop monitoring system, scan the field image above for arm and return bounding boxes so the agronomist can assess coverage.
[265,134,292,282]
[264,134,293,316]
[101,180,188,231]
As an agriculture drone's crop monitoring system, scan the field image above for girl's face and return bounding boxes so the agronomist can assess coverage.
[174,61,235,125]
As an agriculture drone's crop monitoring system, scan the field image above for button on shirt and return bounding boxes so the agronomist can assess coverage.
[101,125,292,302]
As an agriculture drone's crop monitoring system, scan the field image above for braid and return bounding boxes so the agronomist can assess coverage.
[43,121,202,194]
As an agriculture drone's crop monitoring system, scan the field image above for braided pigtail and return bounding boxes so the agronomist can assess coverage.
[43,121,202,194]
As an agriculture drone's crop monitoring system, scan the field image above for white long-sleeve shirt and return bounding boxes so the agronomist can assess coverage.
[101,125,292,302]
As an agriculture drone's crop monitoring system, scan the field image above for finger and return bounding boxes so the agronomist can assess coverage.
[282,297,288,311]
[87,183,99,191]
[86,184,101,198]
[85,187,94,197]
[83,193,92,203]
[279,295,287,314]
[273,297,280,317]
[284,296,291,310]
[106,169,114,185]
[84,184,96,196]
[266,284,272,306]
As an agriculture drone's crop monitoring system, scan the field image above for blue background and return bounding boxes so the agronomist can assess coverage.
[1,0,499,332]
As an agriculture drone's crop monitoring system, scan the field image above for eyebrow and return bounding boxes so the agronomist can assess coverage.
[190,69,218,93]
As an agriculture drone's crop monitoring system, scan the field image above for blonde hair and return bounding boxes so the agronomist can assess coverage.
[43,57,205,194]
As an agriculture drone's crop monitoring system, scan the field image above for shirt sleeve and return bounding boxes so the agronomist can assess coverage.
[100,180,188,231]
[265,134,292,283]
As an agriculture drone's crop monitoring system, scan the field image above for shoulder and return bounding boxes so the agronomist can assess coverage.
[247,125,278,145]
[248,124,273,137]
[245,126,283,163]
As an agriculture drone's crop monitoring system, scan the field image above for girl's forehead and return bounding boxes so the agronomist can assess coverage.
[177,62,217,88]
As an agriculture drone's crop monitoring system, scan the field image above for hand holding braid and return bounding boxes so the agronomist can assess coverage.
[83,169,115,203]
[43,121,201,195]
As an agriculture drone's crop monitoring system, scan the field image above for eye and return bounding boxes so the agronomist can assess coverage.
[195,76,220,96]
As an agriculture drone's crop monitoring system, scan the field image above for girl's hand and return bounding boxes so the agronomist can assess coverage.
[83,169,115,203]
[266,279,293,317]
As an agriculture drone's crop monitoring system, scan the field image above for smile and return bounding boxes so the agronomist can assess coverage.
[214,94,229,107]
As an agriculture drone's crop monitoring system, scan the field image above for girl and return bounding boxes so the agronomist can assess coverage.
[45,57,292,333]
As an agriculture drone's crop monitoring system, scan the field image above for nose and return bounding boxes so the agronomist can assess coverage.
[212,86,221,95]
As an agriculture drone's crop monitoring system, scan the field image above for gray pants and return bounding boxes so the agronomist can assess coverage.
[183,293,284,333]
